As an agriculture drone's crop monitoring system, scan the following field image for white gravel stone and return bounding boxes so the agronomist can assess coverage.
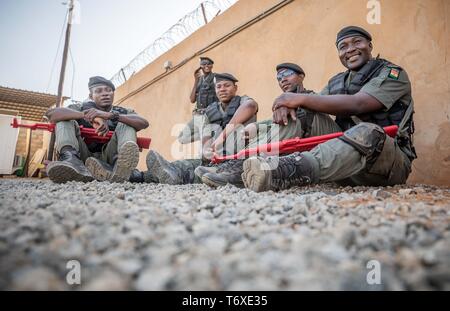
[0,179,449,290]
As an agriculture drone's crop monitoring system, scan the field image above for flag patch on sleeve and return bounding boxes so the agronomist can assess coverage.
[388,68,400,80]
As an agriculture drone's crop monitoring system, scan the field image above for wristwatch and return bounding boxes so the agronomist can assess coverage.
[110,110,120,122]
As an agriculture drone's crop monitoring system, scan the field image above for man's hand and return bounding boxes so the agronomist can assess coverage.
[272,107,297,126]
[202,146,214,161]
[194,67,202,80]
[272,93,304,111]
[92,117,109,137]
[83,108,112,123]
[210,135,224,155]
[202,139,215,161]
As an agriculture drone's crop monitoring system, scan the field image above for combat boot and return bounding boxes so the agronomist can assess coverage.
[143,170,159,183]
[194,163,220,179]
[129,169,145,183]
[47,146,94,183]
[126,169,158,183]
[85,157,113,181]
[201,159,245,188]
[145,150,189,185]
[242,152,316,192]
[110,141,140,183]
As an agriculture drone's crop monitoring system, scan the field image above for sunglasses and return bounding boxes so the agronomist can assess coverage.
[200,61,213,66]
[276,69,296,81]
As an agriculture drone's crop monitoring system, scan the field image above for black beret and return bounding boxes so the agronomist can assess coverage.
[336,26,372,46]
[88,76,115,91]
[214,73,238,83]
[276,63,305,75]
[200,57,214,64]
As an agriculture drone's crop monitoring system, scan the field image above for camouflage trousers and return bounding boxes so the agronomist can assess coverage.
[245,115,411,186]
[304,124,412,186]
[55,120,137,165]
[167,113,412,187]
[169,112,342,184]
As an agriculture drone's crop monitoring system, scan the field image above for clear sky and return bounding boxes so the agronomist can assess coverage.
[0,0,211,102]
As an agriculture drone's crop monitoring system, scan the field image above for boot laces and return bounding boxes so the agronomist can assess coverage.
[216,159,244,173]
[58,149,80,162]
[59,152,72,162]
[271,154,312,190]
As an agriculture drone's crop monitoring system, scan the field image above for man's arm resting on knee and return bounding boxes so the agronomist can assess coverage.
[212,99,258,149]
[45,107,84,123]
[272,92,384,116]
[115,114,149,131]
[83,108,149,131]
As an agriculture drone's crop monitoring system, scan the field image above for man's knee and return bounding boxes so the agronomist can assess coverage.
[177,121,197,144]
[339,122,386,161]
[177,128,195,144]
[55,120,80,140]
[115,122,136,135]
[55,120,78,131]
[178,134,193,144]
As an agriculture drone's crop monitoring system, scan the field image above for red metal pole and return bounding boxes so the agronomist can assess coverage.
[211,125,399,164]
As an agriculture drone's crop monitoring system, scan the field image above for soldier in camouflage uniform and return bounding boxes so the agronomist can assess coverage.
[144,73,258,185]
[242,26,417,192]
[178,57,219,144]
[45,76,149,184]
[197,62,341,188]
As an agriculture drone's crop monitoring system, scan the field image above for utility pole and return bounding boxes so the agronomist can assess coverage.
[200,3,208,25]
[120,68,127,82]
[48,0,75,161]
[56,0,75,108]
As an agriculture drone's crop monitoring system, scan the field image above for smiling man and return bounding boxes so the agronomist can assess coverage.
[45,76,149,184]
[190,57,218,110]
[242,26,417,192]
[245,62,341,143]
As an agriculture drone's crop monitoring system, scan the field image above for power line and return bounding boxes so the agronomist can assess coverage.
[46,10,69,93]
[69,47,75,102]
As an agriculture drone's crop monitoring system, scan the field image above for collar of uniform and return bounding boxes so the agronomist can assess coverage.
[295,85,305,93]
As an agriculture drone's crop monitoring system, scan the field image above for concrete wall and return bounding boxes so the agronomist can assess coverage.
[115,0,450,186]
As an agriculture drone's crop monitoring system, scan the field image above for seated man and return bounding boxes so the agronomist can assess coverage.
[45,76,149,183]
[244,62,335,142]
[242,26,416,192]
[178,56,218,144]
[197,62,340,187]
[144,73,258,185]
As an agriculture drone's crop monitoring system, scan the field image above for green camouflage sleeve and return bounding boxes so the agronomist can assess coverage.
[318,85,330,96]
[240,95,254,104]
[240,95,258,114]
[360,66,411,110]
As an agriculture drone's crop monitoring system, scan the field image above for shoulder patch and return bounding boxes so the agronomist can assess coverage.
[388,68,400,80]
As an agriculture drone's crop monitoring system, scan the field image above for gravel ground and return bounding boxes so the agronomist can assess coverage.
[0,178,449,290]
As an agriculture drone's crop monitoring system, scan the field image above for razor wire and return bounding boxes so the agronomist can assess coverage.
[110,0,237,86]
